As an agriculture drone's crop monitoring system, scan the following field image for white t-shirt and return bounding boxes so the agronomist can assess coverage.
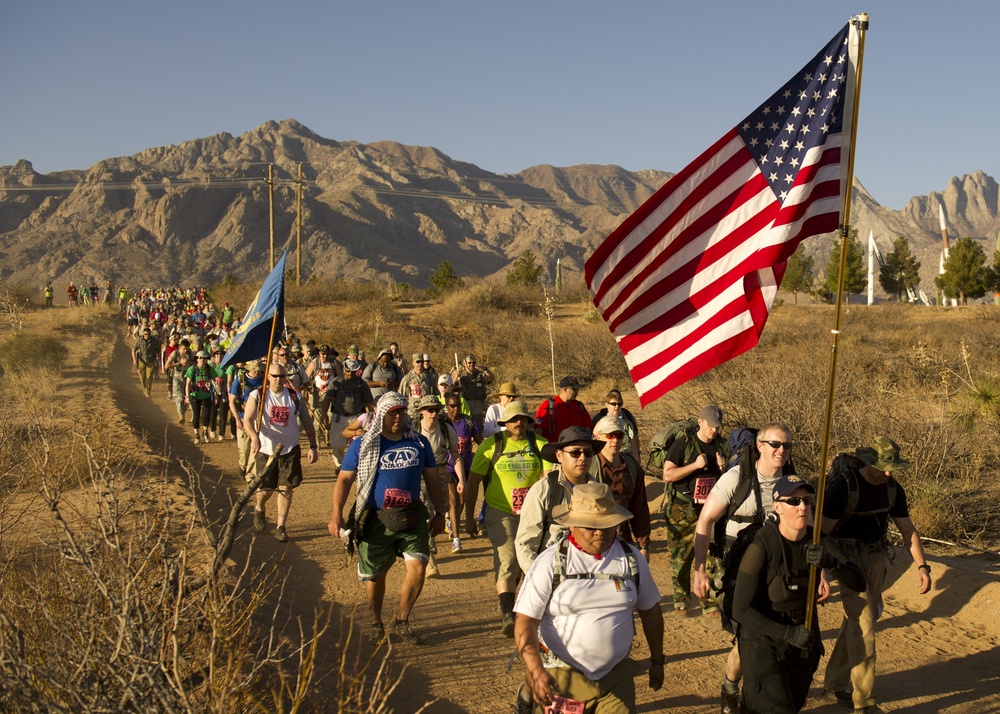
[246,388,300,456]
[515,538,660,680]
[706,464,781,539]
[483,403,506,437]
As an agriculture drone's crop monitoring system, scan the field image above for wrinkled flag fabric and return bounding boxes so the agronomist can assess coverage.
[586,22,859,407]
[220,253,287,369]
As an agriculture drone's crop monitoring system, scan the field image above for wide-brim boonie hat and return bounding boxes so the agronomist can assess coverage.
[552,482,632,529]
[500,400,532,423]
[540,426,605,463]
[497,382,519,397]
[856,436,910,471]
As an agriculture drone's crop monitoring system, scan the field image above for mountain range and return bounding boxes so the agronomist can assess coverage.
[1,119,997,294]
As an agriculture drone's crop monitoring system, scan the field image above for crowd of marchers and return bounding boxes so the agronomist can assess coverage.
[122,289,932,714]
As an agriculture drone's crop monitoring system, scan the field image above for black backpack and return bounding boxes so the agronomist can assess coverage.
[332,377,364,416]
[827,453,898,534]
[718,517,790,636]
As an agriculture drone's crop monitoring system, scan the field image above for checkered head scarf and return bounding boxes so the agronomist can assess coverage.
[353,391,414,512]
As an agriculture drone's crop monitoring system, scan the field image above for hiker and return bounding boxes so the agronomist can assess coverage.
[435,373,470,415]
[400,354,436,422]
[363,348,404,402]
[416,395,463,574]
[328,392,447,646]
[733,475,864,714]
[44,282,53,308]
[244,363,319,543]
[514,482,664,714]
[690,424,826,714]
[132,326,161,398]
[515,426,604,573]
[592,389,640,460]
[483,381,520,437]
[662,405,729,612]
[452,353,494,429]
[274,345,308,395]
[170,352,193,425]
[328,354,375,468]
[588,415,652,560]
[442,392,482,548]
[464,401,549,637]
[228,359,265,480]
[534,376,593,442]
[820,437,931,714]
[185,351,218,444]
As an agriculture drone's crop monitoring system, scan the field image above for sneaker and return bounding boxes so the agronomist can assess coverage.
[209,430,217,439]
[253,508,266,532]
[827,690,854,709]
[368,622,386,646]
[721,683,741,714]
[452,537,462,553]
[426,554,439,578]
[501,611,516,638]
[274,525,288,543]
[391,620,421,645]
[215,433,224,442]
[193,436,200,445]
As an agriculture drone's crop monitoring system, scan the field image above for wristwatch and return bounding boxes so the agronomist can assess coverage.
[918,564,931,574]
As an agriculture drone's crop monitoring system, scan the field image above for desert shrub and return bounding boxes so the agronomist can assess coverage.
[0,333,69,373]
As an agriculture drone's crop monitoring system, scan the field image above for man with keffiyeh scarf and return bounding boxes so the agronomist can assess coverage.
[329,392,447,646]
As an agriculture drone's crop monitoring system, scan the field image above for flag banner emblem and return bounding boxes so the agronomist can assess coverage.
[220,253,287,369]
[586,22,859,406]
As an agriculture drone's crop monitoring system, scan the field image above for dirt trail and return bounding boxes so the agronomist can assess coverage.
[32,306,1000,713]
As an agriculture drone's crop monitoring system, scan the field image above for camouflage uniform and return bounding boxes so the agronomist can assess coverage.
[663,432,727,611]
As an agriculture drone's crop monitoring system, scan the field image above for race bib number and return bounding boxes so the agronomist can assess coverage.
[510,487,529,515]
[457,436,470,455]
[269,405,291,426]
[545,696,585,714]
[196,379,209,392]
[409,384,422,397]
[383,488,413,508]
[693,477,717,504]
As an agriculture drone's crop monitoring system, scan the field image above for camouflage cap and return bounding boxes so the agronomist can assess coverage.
[856,436,911,472]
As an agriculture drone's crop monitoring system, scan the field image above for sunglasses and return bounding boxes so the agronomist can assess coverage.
[269,373,285,378]
[277,352,288,357]
[760,440,793,450]
[775,495,815,507]
[606,401,622,407]
[561,448,594,459]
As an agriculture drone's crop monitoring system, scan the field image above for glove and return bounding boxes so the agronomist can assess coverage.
[805,543,826,568]
[784,625,817,650]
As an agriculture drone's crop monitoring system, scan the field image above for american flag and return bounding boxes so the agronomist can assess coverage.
[586,22,859,407]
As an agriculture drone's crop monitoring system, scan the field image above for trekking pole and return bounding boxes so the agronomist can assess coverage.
[806,12,868,628]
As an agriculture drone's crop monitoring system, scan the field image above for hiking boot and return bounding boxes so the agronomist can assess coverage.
[452,537,462,553]
[391,620,421,645]
[826,690,854,709]
[514,684,534,714]
[368,622,386,646]
[501,611,516,638]
[253,508,266,532]
[426,554,439,578]
[274,525,288,543]
[721,683,741,714]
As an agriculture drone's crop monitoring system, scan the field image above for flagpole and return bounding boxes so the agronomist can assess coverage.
[806,12,869,627]
[255,306,282,432]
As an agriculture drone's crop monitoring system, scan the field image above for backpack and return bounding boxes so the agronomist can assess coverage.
[485,430,542,488]
[332,377,364,416]
[550,533,641,596]
[726,427,760,468]
[827,453,898,534]
[646,417,699,472]
[718,517,790,636]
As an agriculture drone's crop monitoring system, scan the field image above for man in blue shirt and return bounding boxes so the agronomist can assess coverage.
[329,392,447,646]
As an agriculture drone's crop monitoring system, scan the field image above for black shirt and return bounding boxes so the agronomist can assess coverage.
[666,432,724,498]
[822,469,909,544]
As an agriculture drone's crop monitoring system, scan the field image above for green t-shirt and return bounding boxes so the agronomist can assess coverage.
[184,364,220,399]
[472,432,552,515]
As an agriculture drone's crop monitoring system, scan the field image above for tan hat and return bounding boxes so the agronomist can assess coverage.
[500,400,532,423]
[497,382,519,397]
[412,352,423,362]
[552,482,633,529]
[593,415,626,437]
[246,360,263,374]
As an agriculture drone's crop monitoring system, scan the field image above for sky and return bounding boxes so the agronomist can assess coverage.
[1,1,996,210]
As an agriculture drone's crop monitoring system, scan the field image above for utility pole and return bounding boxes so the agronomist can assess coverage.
[267,163,275,271]
[296,163,303,286]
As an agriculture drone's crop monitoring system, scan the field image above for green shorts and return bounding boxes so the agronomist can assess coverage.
[357,503,430,581]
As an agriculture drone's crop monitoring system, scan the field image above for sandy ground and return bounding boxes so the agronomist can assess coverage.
[21,306,1000,713]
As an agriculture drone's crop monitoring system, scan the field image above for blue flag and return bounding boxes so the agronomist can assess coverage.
[220,253,287,369]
